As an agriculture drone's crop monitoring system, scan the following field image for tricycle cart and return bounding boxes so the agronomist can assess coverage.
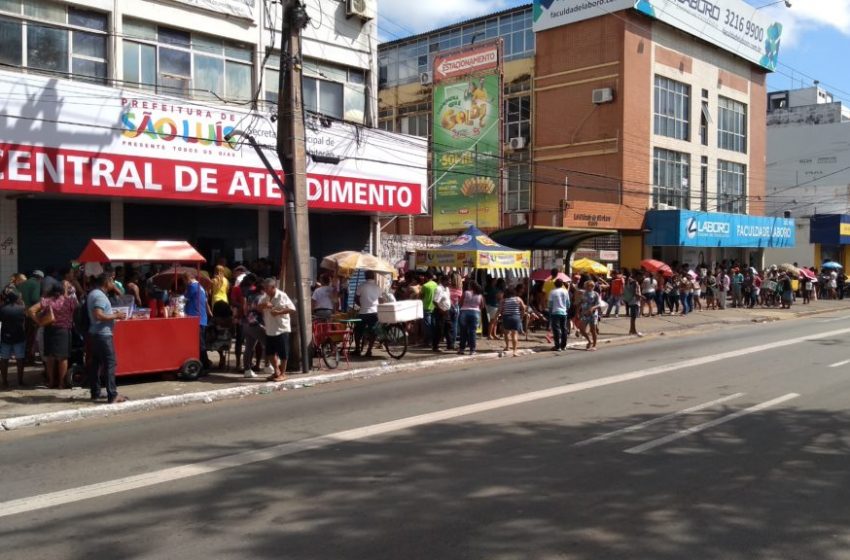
[77,239,207,380]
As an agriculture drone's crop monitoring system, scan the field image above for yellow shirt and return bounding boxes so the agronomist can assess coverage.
[542,277,556,300]
[211,276,230,305]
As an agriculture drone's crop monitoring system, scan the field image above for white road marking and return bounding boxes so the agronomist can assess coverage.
[1,327,848,519]
[829,359,850,368]
[573,393,745,447]
[624,393,801,454]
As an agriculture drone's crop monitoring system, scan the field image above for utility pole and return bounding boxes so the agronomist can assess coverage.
[277,0,312,374]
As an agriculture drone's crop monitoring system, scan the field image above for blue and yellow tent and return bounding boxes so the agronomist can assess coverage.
[415,226,531,272]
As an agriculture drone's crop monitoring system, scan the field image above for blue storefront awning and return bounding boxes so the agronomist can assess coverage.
[810,214,850,245]
[645,210,795,248]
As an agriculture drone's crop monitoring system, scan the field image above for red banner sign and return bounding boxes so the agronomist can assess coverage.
[433,45,499,82]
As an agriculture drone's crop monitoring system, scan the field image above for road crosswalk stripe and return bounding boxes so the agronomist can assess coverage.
[624,393,801,454]
[572,393,746,447]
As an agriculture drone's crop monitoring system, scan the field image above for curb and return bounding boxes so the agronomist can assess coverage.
[0,349,536,431]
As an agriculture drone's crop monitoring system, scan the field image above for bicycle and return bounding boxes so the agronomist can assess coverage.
[357,320,409,360]
[312,320,352,370]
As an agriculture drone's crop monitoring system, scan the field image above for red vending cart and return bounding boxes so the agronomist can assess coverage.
[78,239,207,380]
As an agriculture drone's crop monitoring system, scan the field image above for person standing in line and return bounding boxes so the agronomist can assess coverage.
[431,275,454,352]
[499,288,526,357]
[605,271,623,318]
[448,274,463,350]
[210,265,231,318]
[240,274,267,378]
[87,274,127,404]
[731,268,744,308]
[838,271,846,300]
[420,272,438,348]
[457,280,486,355]
[548,279,570,352]
[692,272,703,312]
[654,272,667,316]
[622,271,643,337]
[354,271,382,357]
[183,271,213,371]
[311,273,337,322]
[0,291,27,389]
[17,270,42,364]
[828,269,838,300]
[486,278,505,340]
[717,268,730,310]
[640,273,657,317]
[29,282,77,389]
[258,278,296,382]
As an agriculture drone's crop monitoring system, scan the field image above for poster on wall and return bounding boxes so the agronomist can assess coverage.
[633,0,782,71]
[431,65,501,232]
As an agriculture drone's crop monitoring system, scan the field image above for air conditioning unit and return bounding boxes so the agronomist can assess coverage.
[592,87,614,104]
[419,71,432,86]
[346,0,374,20]
[656,203,677,211]
[508,136,526,150]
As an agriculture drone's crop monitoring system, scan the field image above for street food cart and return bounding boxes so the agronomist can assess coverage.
[77,239,206,380]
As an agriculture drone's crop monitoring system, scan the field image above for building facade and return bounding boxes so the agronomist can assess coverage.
[764,85,850,268]
[0,0,427,281]
[379,0,786,271]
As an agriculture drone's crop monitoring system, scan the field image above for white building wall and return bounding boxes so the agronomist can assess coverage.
[649,25,752,214]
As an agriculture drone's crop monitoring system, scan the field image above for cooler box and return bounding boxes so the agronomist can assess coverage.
[378,300,423,323]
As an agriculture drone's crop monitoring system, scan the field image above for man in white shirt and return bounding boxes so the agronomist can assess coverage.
[354,271,382,357]
[257,278,296,381]
[311,274,337,321]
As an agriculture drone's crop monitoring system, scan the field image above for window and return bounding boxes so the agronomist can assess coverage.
[654,76,690,140]
[122,19,253,102]
[700,156,708,211]
[263,52,280,104]
[700,101,711,146]
[398,102,429,137]
[718,96,747,153]
[0,0,107,83]
[717,160,746,214]
[504,94,530,143]
[299,58,366,123]
[505,159,531,213]
[653,148,690,209]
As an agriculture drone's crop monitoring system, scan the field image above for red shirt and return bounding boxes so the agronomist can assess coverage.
[611,277,624,296]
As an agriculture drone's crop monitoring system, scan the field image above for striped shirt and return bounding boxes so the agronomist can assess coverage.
[501,296,522,317]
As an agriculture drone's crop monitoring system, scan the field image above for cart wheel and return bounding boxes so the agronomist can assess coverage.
[383,324,408,360]
[320,340,340,370]
[179,359,203,381]
[65,364,86,388]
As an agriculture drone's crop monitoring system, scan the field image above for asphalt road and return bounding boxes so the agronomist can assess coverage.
[3,314,850,559]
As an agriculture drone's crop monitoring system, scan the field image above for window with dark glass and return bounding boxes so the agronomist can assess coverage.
[717,160,746,214]
[654,75,690,141]
[718,96,747,153]
[653,148,690,209]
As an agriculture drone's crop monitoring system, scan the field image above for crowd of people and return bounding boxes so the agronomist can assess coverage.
[2,255,846,394]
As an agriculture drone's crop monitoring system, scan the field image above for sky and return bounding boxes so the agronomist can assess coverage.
[377,0,850,102]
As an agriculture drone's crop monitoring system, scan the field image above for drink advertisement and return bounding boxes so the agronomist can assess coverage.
[432,73,501,232]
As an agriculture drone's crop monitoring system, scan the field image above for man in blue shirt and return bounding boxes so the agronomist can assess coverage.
[87,273,127,404]
[183,271,213,370]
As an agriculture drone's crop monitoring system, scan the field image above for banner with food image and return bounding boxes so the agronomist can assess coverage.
[432,73,501,231]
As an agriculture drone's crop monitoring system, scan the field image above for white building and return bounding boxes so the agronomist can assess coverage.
[764,85,850,267]
[0,0,425,280]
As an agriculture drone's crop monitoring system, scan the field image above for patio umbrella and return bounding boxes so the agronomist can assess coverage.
[640,259,673,277]
[531,269,570,282]
[572,258,609,276]
[151,267,212,291]
[778,263,801,275]
[800,268,817,280]
[321,251,397,278]
[822,261,844,270]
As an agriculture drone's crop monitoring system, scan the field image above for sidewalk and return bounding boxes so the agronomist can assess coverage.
[3,298,849,429]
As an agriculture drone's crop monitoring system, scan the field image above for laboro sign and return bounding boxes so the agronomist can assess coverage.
[646,210,795,248]
[533,0,782,71]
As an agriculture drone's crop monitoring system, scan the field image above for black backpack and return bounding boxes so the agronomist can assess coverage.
[74,294,92,334]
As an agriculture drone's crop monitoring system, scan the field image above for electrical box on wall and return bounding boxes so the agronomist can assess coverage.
[346,0,375,20]
[592,88,614,104]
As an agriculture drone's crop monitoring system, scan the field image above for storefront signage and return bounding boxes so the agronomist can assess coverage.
[169,0,255,19]
[633,0,783,71]
[431,64,502,232]
[810,214,850,246]
[0,71,427,214]
[533,0,635,32]
[433,46,499,82]
[646,210,795,248]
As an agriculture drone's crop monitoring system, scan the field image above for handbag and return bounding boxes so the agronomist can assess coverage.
[36,304,55,328]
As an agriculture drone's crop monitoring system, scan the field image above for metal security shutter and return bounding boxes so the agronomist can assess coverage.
[18,199,110,274]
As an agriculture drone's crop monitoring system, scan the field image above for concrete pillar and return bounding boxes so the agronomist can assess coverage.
[258,208,269,258]
[0,196,18,279]
[371,215,381,257]
[110,200,124,239]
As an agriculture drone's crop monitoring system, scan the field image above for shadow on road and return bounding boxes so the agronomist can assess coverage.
[5,406,850,559]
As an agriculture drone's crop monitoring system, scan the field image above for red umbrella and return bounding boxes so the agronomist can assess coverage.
[531,269,569,282]
[800,268,816,280]
[641,259,673,277]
